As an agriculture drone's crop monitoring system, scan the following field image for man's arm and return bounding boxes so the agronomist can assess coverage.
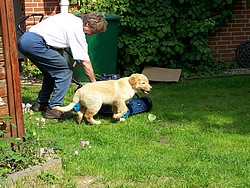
[81,60,96,82]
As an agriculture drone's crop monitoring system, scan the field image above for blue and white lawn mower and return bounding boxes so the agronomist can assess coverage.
[73,74,153,118]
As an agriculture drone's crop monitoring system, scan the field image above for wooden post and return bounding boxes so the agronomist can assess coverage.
[0,0,25,139]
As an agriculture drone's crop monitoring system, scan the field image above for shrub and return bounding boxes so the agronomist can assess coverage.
[71,0,238,76]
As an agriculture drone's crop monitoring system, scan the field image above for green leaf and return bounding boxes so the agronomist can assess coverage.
[157,31,165,38]
[118,42,124,48]
[71,0,78,4]
[139,56,145,62]
[162,26,171,33]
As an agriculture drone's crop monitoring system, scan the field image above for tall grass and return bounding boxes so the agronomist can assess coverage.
[21,75,250,187]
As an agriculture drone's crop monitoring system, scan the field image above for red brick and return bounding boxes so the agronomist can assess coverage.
[235,19,249,23]
[33,8,46,12]
[235,14,245,19]
[25,2,38,7]
[45,2,59,7]
[232,41,245,45]
[221,37,235,40]
[229,28,242,32]
[228,44,240,49]
[231,32,245,36]
[232,23,246,27]
[219,49,234,53]
[214,45,228,49]
[208,41,217,45]
[235,36,249,41]
[217,32,231,37]
[243,31,250,35]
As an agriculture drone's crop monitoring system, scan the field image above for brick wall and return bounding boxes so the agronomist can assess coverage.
[20,0,60,30]
[22,0,60,16]
[208,0,250,66]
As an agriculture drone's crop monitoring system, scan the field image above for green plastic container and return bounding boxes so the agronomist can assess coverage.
[73,13,120,82]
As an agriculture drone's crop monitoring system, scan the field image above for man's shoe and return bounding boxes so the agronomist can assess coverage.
[31,102,48,112]
[43,107,73,120]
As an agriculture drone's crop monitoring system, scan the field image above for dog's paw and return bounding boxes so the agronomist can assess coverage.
[94,120,101,125]
[113,113,122,119]
[89,120,101,125]
[119,118,126,122]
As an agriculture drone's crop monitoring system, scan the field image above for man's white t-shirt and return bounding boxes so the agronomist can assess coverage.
[29,13,90,61]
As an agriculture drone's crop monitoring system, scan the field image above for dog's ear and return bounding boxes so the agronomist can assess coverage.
[129,74,139,88]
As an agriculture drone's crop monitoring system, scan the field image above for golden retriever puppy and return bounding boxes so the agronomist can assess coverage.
[53,73,152,125]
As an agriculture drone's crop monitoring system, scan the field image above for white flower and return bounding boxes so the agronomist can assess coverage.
[40,118,45,123]
[74,150,79,155]
[25,103,32,111]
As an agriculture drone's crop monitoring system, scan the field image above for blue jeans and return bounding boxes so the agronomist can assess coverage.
[18,32,73,109]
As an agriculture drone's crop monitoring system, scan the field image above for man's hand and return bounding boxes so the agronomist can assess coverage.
[81,60,96,82]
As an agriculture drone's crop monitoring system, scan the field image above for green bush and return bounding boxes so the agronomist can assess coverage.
[72,0,238,76]
[21,60,42,79]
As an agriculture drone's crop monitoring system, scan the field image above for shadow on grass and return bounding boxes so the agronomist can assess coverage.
[152,106,250,135]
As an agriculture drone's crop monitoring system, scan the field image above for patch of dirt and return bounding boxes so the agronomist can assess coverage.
[74,176,103,188]
[20,74,43,85]
[224,68,250,75]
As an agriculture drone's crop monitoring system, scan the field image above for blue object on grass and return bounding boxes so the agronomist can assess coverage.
[73,102,80,112]
[122,108,131,118]
[126,97,152,115]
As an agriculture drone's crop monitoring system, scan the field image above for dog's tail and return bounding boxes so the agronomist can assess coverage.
[53,102,76,112]
[52,91,80,112]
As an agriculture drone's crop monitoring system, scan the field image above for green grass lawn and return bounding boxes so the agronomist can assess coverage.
[21,75,250,187]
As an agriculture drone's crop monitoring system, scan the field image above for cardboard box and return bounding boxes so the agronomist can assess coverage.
[142,66,181,82]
